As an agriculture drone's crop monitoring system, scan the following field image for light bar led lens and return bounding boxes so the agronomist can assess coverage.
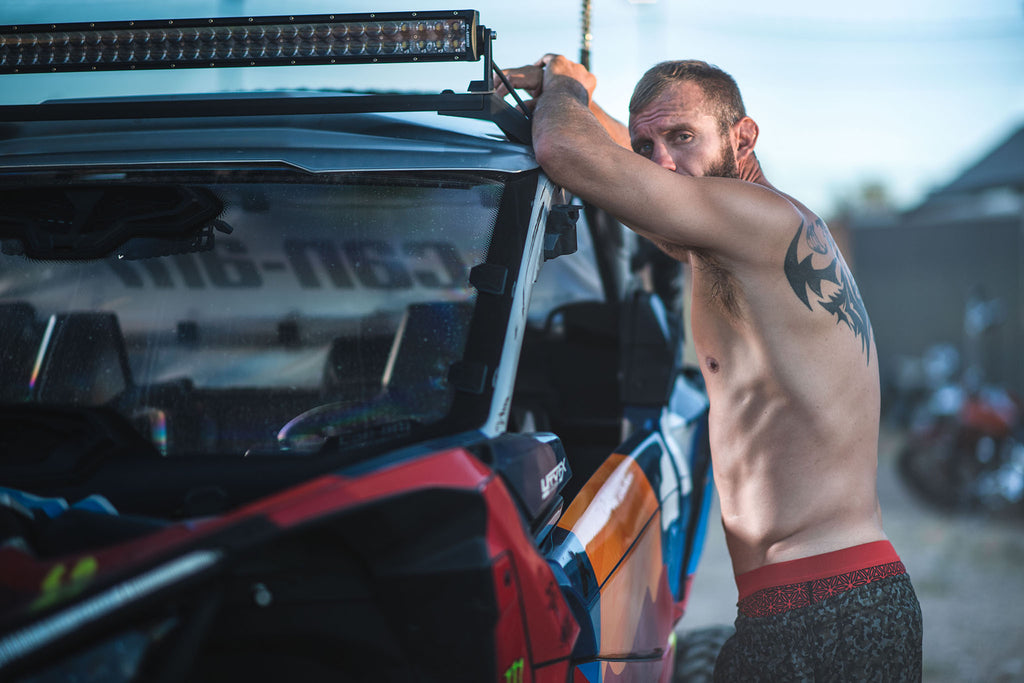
[0,10,478,73]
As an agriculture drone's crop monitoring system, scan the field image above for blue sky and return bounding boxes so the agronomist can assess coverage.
[4,0,1023,217]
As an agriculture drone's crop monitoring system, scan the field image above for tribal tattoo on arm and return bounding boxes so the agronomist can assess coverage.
[784,218,873,363]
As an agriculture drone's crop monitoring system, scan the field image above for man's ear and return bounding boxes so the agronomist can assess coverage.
[733,116,759,162]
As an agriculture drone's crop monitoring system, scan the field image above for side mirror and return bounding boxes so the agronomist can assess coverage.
[543,204,579,261]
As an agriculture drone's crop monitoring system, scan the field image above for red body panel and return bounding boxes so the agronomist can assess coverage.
[1,447,579,679]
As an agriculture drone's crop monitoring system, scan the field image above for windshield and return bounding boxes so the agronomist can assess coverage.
[0,170,504,456]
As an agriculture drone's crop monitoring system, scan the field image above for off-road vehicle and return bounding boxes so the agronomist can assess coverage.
[0,10,716,681]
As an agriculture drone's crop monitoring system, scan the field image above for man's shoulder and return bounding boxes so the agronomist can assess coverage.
[687,179,809,266]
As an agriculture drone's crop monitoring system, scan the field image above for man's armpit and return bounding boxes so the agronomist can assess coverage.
[691,247,741,318]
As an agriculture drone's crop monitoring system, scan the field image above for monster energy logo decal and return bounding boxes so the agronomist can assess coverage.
[503,658,524,683]
[784,218,873,363]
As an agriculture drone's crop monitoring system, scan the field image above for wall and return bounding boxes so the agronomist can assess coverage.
[851,215,1023,400]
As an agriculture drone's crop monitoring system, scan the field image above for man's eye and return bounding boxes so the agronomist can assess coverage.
[634,143,653,157]
[676,132,693,142]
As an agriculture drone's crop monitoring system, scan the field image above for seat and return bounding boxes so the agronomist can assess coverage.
[382,301,474,403]
[30,311,133,405]
[0,302,42,402]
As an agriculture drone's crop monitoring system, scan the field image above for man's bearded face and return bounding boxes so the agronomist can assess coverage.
[703,131,739,179]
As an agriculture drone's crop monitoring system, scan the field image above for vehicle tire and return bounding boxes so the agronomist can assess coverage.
[897,425,974,510]
[673,625,733,682]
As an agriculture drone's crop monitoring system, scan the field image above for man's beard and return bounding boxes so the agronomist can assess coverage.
[703,137,739,179]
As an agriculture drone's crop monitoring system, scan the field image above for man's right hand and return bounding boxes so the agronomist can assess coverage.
[495,55,597,112]
[494,62,544,110]
[496,55,629,148]
[494,61,547,113]
[535,54,597,102]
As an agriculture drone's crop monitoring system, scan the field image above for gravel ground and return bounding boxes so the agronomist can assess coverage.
[678,426,1024,681]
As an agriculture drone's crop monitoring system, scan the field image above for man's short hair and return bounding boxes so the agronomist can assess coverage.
[629,60,746,134]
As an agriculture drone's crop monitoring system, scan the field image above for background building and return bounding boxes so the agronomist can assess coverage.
[851,125,1024,403]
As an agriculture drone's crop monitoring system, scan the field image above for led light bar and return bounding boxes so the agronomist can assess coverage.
[0,10,480,74]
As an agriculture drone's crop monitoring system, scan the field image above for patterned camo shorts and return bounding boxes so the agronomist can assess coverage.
[714,543,923,682]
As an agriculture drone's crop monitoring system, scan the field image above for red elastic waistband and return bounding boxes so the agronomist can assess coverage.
[736,540,899,602]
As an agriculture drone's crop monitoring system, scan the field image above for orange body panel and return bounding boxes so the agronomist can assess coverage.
[556,453,660,586]
[557,448,676,676]
[598,513,675,657]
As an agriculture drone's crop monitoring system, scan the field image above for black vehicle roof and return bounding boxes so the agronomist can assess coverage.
[0,90,536,174]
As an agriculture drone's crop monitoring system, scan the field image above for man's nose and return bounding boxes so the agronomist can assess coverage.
[650,143,676,171]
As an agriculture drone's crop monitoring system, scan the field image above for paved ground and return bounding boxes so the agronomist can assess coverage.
[678,426,1024,681]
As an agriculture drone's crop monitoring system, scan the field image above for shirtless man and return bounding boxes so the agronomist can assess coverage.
[499,56,922,680]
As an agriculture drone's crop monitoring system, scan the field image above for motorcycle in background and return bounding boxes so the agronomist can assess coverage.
[898,293,1024,514]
